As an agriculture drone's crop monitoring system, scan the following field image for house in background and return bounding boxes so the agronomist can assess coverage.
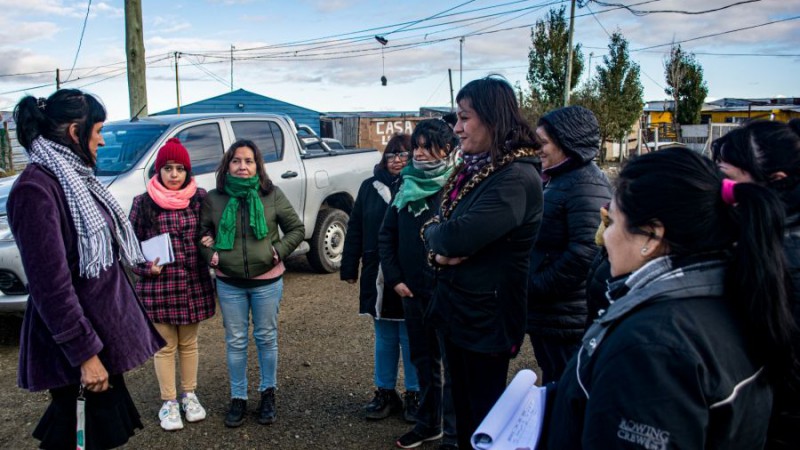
[702,97,800,123]
[154,89,322,135]
[643,97,800,128]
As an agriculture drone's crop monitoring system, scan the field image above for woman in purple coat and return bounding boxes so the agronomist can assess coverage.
[8,89,164,449]
[129,138,216,432]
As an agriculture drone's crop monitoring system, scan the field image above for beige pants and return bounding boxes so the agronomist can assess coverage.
[153,322,200,400]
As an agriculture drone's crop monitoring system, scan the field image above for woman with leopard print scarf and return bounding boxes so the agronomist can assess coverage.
[421,76,544,450]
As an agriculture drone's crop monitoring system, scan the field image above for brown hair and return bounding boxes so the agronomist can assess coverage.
[215,139,274,194]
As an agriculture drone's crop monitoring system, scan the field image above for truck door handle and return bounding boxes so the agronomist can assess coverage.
[281,171,298,179]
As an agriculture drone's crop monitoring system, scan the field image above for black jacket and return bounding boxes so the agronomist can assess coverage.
[546,256,772,450]
[528,106,611,340]
[340,166,403,319]
[378,190,439,302]
[768,182,800,450]
[424,154,543,354]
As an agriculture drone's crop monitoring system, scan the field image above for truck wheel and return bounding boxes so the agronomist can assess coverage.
[307,208,349,273]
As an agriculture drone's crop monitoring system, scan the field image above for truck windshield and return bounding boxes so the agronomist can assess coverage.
[96,123,169,176]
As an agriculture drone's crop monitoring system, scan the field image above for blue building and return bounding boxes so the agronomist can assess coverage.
[154,89,322,135]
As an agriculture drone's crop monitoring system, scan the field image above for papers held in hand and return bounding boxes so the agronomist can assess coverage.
[471,369,547,450]
[140,233,174,265]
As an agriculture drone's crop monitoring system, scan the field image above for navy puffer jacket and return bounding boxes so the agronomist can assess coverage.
[527,106,611,341]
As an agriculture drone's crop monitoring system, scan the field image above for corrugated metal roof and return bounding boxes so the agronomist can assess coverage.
[153,89,322,134]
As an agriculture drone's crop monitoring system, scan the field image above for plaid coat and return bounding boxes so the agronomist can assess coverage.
[129,188,216,324]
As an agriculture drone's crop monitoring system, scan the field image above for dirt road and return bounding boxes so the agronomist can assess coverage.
[0,258,538,449]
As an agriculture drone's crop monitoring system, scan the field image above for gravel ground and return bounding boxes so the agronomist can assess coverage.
[0,257,539,449]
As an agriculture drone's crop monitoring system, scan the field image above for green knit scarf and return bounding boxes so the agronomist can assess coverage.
[392,163,454,216]
[216,174,268,250]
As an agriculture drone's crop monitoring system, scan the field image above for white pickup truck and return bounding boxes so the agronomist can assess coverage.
[0,113,379,313]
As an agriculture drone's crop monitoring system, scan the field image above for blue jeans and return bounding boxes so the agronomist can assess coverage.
[374,319,419,391]
[217,278,283,399]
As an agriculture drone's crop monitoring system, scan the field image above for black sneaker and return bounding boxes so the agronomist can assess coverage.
[258,388,276,424]
[403,391,420,423]
[365,388,402,420]
[224,398,247,428]
[396,429,444,449]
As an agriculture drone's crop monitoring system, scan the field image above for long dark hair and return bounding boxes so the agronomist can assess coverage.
[215,139,274,194]
[712,120,800,187]
[455,75,539,163]
[140,171,199,232]
[13,89,107,167]
[615,147,795,381]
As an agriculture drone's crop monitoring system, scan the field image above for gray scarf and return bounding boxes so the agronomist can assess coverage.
[27,136,144,278]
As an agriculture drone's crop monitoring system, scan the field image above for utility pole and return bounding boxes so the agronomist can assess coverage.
[174,52,181,115]
[56,69,61,90]
[563,0,576,107]
[448,69,454,110]
[230,45,234,92]
[459,37,464,89]
[125,0,148,118]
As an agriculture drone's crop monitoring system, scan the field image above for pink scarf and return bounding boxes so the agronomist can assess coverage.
[146,175,198,210]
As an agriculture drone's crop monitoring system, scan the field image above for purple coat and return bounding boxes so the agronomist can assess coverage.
[8,164,164,392]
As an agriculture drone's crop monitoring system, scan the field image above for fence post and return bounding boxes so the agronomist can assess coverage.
[3,121,12,173]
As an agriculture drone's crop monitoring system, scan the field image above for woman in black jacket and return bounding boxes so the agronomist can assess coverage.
[341,134,420,422]
[711,120,800,450]
[527,106,611,383]
[546,147,795,449]
[379,119,459,449]
[422,76,544,449]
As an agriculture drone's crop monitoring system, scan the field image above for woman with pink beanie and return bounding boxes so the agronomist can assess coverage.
[128,138,216,431]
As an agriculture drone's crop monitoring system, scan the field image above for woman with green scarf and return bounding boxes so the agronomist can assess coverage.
[379,118,460,449]
[199,139,304,428]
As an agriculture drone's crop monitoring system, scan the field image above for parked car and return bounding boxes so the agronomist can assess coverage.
[0,113,379,314]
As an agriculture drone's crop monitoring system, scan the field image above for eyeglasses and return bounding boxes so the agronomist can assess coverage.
[384,151,410,161]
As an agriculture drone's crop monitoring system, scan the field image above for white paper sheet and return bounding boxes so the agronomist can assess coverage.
[140,232,174,265]
[471,369,546,450]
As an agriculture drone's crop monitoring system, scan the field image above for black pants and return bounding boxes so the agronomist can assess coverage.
[529,334,581,384]
[403,297,457,443]
[444,337,510,450]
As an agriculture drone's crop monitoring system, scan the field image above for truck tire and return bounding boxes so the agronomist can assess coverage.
[307,208,349,273]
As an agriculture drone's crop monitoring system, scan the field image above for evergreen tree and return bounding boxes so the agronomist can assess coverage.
[664,44,709,129]
[594,31,643,162]
[526,6,584,115]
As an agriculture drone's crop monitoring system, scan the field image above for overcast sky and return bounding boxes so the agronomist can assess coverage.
[0,0,798,120]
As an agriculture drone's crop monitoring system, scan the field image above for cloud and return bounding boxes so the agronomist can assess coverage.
[0,17,61,43]
[206,0,254,4]
[308,0,356,14]
[0,48,60,83]
[0,0,122,19]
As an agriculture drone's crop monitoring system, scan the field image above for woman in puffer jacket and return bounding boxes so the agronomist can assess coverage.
[527,106,611,383]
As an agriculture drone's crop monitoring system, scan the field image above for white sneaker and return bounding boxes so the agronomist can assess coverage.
[181,392,207,423]
[159,400,184,431]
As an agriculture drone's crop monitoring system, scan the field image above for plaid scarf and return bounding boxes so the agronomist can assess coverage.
[28,136,144,278]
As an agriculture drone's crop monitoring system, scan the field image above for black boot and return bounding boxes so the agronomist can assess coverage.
[224,398,247,428]
[403,391,420,423]
[365,388,401,420]
[258,388,276,424]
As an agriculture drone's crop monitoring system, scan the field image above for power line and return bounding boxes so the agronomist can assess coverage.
[583,2,665,89]
[588,0,761,16]
[66,0,92,82]
[386,0,476,36]
[632,15,800,51]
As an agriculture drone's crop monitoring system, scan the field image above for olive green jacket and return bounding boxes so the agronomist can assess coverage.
[199,186,305,278]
